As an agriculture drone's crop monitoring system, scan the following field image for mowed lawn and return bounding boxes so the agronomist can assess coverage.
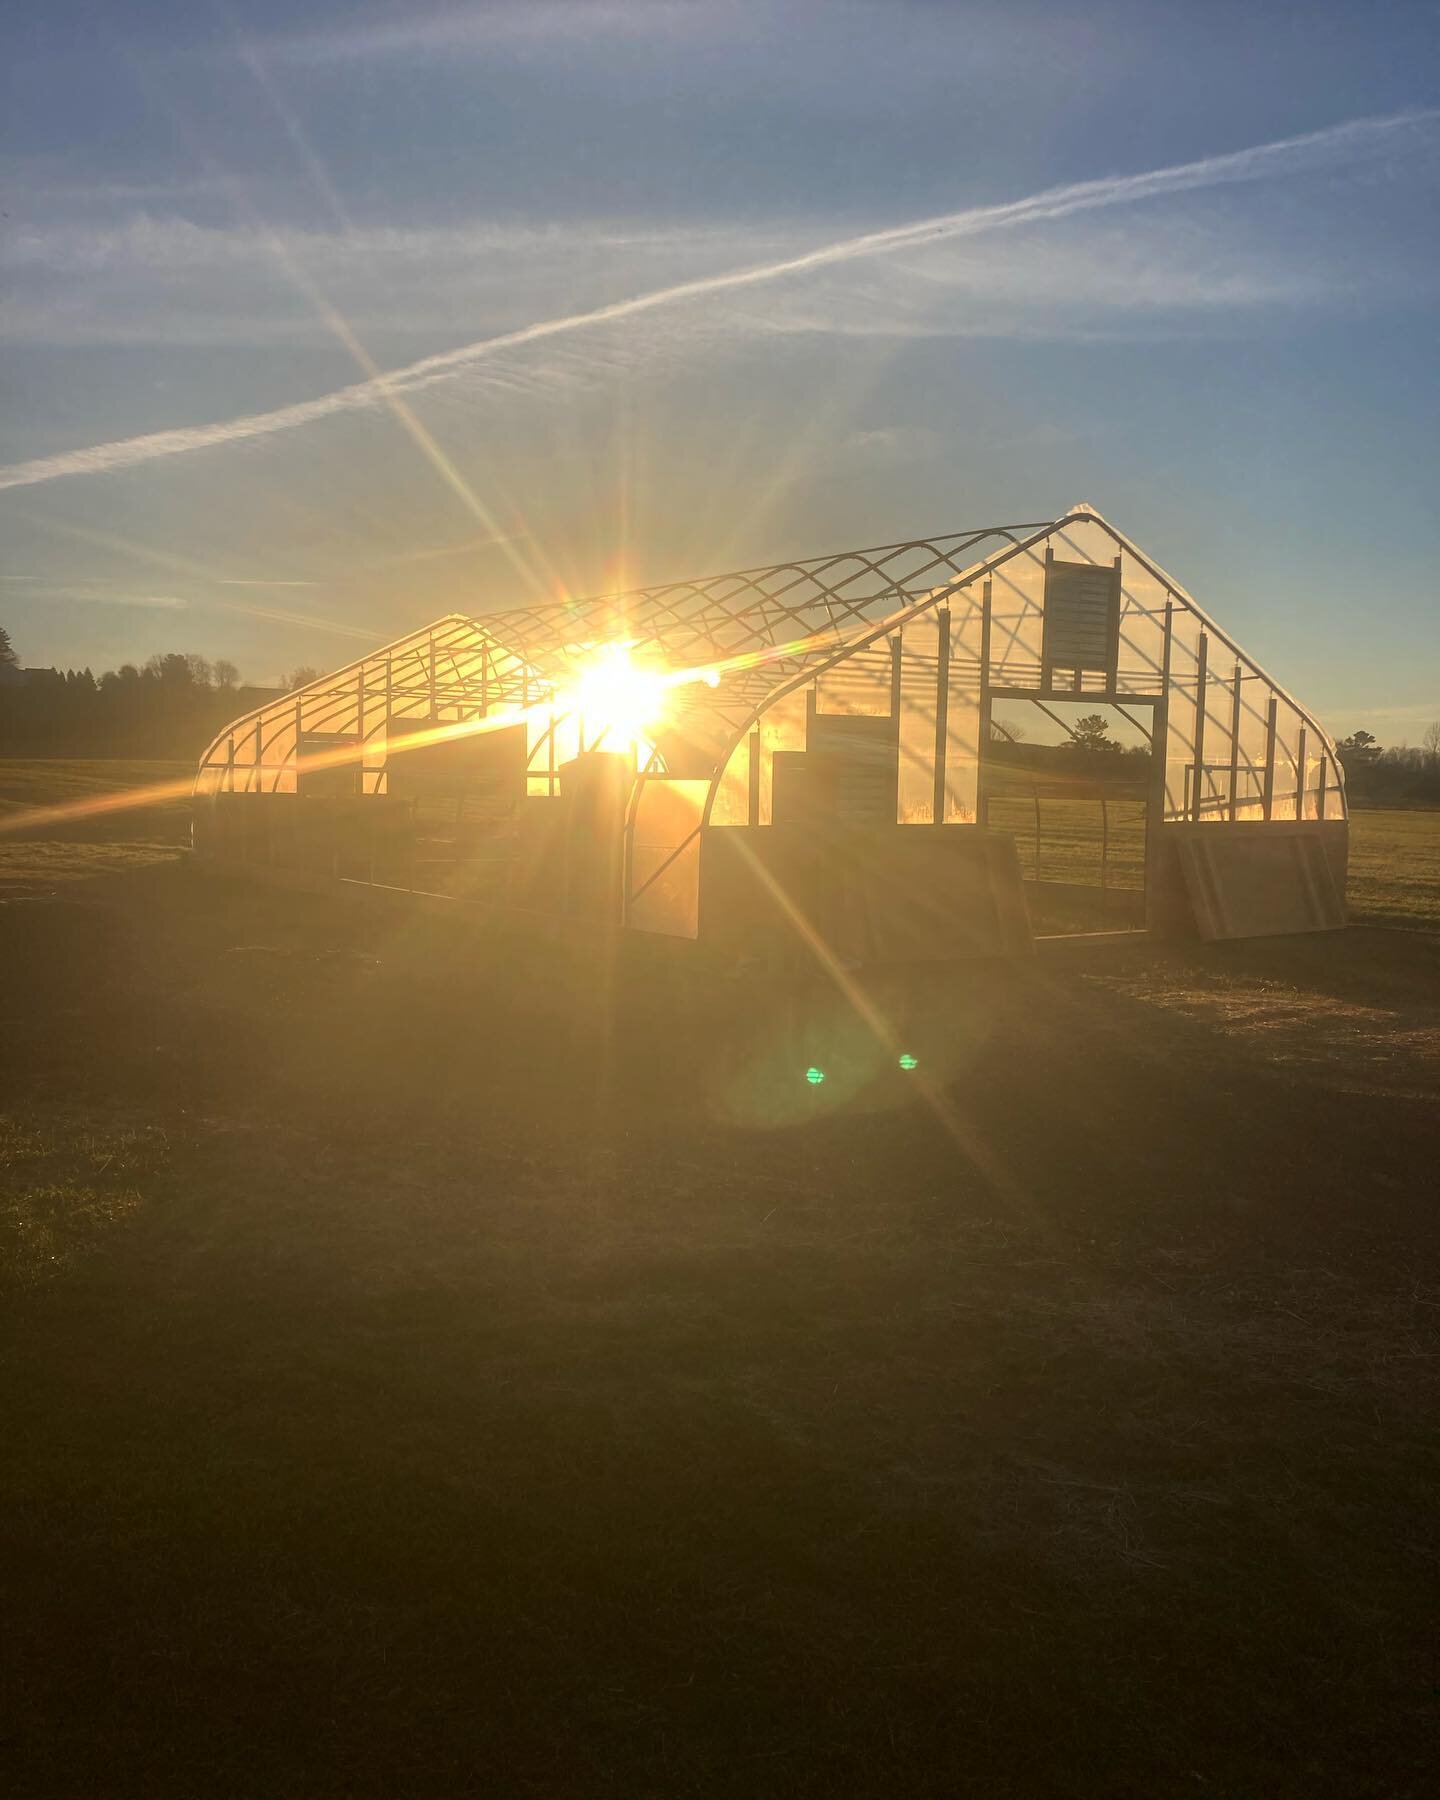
[6,757,1435,927]
[0,757,191,894]
[2,759,1439,1798]
[1348,805,1440,927]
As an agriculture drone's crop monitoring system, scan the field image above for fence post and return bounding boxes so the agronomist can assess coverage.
[1100,791,1109,913]
[1033,784,1042,885]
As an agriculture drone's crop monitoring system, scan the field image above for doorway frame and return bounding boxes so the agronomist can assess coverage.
[981,687,1165,934]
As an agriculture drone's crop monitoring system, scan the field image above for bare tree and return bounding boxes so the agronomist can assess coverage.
[284,666,320,692]
[213,659,240,690]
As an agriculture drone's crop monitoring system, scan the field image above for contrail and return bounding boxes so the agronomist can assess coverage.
[0,111,1430,495]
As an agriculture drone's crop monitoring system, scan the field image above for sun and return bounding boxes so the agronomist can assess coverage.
[568,642,670,752]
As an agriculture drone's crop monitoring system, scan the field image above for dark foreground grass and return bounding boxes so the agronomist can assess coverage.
[1,765,1439,1797]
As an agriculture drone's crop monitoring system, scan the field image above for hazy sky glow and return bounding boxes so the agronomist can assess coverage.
[2,1,1437,736]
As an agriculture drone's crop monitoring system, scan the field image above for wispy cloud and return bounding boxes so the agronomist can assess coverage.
[20,584,189,610]
[20,581,378,640]
[0,110,1432,494]
[0,210,1323,351]
[4,174,237,208]
[359,530,533,570]
[2,216,742,276]
[272,1,706,63]
[212,577,322,588]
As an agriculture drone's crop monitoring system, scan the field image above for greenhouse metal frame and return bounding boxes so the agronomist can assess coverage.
[195,506,1348,951]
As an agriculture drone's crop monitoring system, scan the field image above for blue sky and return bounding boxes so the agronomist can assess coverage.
[2,0,1437,739]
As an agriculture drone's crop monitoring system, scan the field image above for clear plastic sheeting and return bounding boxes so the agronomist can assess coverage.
[897,618,939,824]
[627,778,708,938]
[815,645,892,719]
[194,614,674,804]
[709,730,752,826]
[944,589,987,824]
[754,690,810,827]
[694,509,1343,836]
[196,616,547,798]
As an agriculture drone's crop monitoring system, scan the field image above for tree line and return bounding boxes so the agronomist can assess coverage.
[0,625,317,760]
[1335,729,1440,808]
[4,621,1436,804]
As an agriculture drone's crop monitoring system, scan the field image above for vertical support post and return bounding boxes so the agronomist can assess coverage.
[1228,663,1242,821]
[1144,692,1167,934]
[1105,555,1122,690]
[1191,631,1208,822]
[747,727,761,826]
[1033,784,1042,885]
[1317,751,1328,823]
[1155,598,1174,810]
[1296,724,1308,821]
[427,634,437,720]
[383,654,394,797]
[1041,545,1054,690]
[977,581,993,829]
[933,607,951,825]
[621,774,635,933]
[357,667,369,795]
[890,631,903,822]
[1143,598,1174,935]
[1262,696,1278,821]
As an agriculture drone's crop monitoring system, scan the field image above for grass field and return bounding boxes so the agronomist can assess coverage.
[2,759,1439,1797]
[4,757,1435,928]
[0,758,191,895]
[1347,804,1440,927]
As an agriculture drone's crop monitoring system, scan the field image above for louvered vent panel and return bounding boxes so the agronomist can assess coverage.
[1043,559,1118,673]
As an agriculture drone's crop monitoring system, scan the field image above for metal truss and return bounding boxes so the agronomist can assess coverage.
[476,522,1055,710]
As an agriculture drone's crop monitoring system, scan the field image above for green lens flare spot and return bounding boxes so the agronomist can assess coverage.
[805,1067,826,1086]
[898,1053,919,1071]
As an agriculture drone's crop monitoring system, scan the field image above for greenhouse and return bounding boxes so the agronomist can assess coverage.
[193,505,1348,954]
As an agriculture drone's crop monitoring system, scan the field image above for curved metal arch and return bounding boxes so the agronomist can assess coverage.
[193,612,552,796]
[195,509,1344,828]
[679,509,1348,831]
[692,519,1064,829]
[474,523,1048,688]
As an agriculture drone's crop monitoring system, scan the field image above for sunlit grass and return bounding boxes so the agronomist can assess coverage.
[2,758,1438,931]
[0,758,192,819]
[0,758,192,892]
[1347,807,1440,929]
